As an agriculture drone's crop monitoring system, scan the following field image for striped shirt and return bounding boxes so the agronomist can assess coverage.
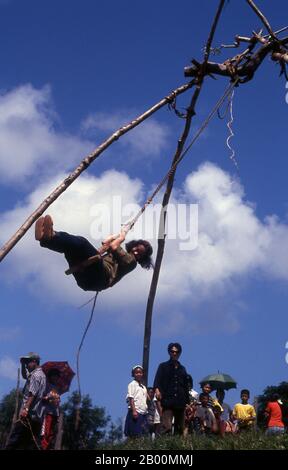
[22,367,46,420]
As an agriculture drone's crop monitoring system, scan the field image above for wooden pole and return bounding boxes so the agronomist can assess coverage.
[5,368,20,447]
[142,0,227,385]
[54,411,64,450]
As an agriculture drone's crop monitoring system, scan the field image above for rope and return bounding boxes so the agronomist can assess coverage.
[217,94,231,120]
[217,88,238,169]
[20,417,41,450]
[168,94,187,119]
[76,292,99,399]
[226,89,238,170]
[77,294,97,310]
[123,78,239,233]
[74,291,99,434]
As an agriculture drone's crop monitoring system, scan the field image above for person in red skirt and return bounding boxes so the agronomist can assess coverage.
[41,369,61,450]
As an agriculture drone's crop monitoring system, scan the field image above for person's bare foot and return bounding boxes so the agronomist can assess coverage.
[35,215,54,241]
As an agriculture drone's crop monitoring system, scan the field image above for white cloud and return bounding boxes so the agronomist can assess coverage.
[0,84,93,184]
[0,356,18,380]
[82,111,169,158]
[182,162,269,284]
[0,85,169,187]
[1,162,288,332]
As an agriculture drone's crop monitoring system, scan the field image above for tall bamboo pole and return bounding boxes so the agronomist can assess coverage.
[142,0,227,384]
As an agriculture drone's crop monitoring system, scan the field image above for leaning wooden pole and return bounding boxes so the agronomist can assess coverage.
[142,85,203,385]
[0,81,194,263]
[54,411,64,450]
[142,0,227,384]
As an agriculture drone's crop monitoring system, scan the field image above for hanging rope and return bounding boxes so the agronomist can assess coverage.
[77,294,97,310]
[76,292,99,398]
[217,88,238,169]
[217,93,231,119]
[75,292,99,431]
[123,78,239,233]
[20,417,41,450]
[226,89,238,170]
[168,93,187,119]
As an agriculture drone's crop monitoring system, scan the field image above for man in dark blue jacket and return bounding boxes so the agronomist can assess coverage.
[153,342,190,435]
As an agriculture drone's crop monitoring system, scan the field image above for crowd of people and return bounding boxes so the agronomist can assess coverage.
[124,343,286,439]
[4,344,286,450]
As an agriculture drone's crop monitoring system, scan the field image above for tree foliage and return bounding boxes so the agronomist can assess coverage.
[257,381,288,428]
[106,418,123,445]
[61,391,111,449]
[0,389,22,448]
[0,388,122,450]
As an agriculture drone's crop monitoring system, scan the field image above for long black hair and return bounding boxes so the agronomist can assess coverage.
[125,239,153,270]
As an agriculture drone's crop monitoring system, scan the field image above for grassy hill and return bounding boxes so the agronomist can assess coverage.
[100,432,288,450]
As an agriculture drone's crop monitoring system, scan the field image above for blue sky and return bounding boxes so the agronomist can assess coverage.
[0,0,288,425]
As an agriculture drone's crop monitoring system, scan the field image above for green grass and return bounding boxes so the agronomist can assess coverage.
[99,432,288,450]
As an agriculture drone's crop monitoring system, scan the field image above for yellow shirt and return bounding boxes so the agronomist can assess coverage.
[233,403,256,425]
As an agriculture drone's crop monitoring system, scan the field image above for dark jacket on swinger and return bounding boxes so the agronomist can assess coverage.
[153,359,190,409]
[77,246,137,292]
[102,246,137,288]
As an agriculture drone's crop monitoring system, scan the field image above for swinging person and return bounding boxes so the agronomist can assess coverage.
[35,215,153,292]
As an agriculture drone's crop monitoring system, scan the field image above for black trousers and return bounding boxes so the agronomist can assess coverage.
[161,408,185,435]
[40,231,108,291]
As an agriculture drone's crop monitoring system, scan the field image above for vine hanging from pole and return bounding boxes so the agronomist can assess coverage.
[75,292,99,433]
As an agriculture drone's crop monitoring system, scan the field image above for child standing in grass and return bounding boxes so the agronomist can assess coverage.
[232,389,256,432]
[124,365,149,438]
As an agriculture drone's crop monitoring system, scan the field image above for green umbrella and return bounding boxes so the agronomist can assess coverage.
[199,373,237,391]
